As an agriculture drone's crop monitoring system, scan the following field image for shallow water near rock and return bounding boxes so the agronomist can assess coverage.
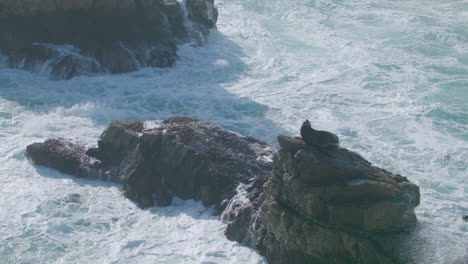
[0,0,467,263]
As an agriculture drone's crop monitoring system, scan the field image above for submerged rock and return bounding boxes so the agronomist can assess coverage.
[0,0,217,79]
[25,117,274,210]
[225,135,420,264]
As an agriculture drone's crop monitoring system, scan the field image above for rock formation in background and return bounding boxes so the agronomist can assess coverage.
[25,117,420,263]
[0,0,218,79]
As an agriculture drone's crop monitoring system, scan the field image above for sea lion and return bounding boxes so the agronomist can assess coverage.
[300,120,339,148]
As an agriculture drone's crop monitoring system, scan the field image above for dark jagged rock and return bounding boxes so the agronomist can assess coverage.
[185,0,218,37]
[25,117,274,210]
[225,135,420,264]
[25,139,102,178]
[25,118,420,263]
[223,175,268,253]
[0,0,217,79]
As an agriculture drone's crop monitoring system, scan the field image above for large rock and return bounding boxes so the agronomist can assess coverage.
[25,117,274,211]
[25,118,420,263]
[225,135,420,264]
[0,0,217,79]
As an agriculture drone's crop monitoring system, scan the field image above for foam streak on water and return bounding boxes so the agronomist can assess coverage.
[0,0,467,263]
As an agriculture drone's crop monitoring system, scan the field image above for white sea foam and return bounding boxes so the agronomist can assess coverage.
[0,0,467,263]
[143,120,163,131]
[221,184,250,223]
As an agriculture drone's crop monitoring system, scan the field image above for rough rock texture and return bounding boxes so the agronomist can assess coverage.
[185,0,218,36]
[25,118,421,263]
[26,139,100,178]
[0,0,217,79]
[225,135,420,264]
[25,117,274,210]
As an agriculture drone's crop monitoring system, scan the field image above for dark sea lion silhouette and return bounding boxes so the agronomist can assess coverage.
[300,120,339,148]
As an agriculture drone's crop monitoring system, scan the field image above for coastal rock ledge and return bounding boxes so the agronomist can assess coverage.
[0,0,218,79]
[25,117,420,264]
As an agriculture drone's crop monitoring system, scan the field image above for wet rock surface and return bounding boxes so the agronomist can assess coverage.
[25,118,420,263]
[26,139,98,178]
[25,116,274,210]
[0,0,217,79]
[225,135,420,264]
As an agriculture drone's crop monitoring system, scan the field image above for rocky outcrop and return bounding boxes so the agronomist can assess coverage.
[225,135,420,264]
[0,0,217,79]
[26,139,101,178]
[25,117,420,263]
[25,117,274,211]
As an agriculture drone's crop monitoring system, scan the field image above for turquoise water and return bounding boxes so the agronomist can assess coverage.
[0,0,467,263]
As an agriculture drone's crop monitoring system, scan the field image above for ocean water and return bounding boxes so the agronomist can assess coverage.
[0,0,467,263]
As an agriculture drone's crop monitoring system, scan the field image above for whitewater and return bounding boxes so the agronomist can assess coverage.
[0,0,467,263]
